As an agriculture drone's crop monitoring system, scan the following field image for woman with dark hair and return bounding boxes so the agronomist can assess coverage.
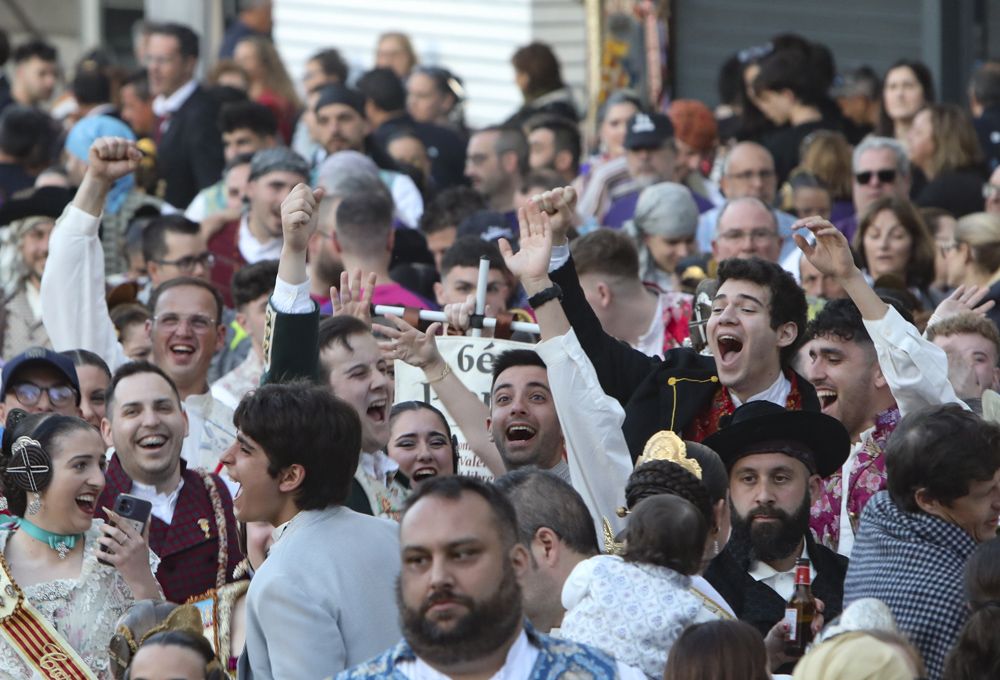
[505,41,578,127]
[853,195,937,309]
[127,629,226,680]
[0,410,159,678]
[752,48,841,184]
[387,401,460,486]
[61,348,111,429]
[560,494,708,677]
[406,66,467,138]
[877,60,935,149]
[908,103,987,217]
[663,620,771,680]
[943,538,1000,680]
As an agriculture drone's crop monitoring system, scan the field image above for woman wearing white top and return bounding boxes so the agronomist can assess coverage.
[0,410,160,679]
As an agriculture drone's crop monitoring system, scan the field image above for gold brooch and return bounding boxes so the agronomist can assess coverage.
[636,431,703,480]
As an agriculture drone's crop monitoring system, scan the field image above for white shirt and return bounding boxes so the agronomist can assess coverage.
[359,451,400,486]
[152,79,198,117]
[130,478,184,524]
[238,213,283,263]
[729,370,792,409]
[635,293,667,359]
[396,629,645,680]
[748,543,815,601]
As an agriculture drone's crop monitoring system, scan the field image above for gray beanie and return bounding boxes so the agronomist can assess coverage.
[249,147,310,182]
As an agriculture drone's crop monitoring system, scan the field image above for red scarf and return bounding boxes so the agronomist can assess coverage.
[685,372,804,442]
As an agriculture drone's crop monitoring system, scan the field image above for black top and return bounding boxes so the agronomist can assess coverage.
[914,166,986,218]
[372,113,468,190]
[973,106,1000,173]
[760,119,839,186]
[156,85,226,208]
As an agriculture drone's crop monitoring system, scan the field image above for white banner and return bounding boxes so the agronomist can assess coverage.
[394,336,535,480]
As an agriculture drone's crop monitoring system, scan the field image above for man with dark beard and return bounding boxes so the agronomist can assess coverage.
[701,401,850,667]
[338,476,644,680]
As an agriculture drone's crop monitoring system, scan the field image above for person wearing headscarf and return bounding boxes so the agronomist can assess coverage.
[792,631,925,680]
[64,114,164,276]
[624,182,700,292]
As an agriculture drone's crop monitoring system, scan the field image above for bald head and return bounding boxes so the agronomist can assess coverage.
[720,142,778,204]
[712,196,781,263]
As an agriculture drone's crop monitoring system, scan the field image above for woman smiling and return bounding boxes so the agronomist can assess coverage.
[0,410,160,679]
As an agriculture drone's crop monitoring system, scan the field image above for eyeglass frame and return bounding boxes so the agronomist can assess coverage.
[10,382,78,408]
[982,183,1000,200]
[152,252,217,272]
[151,313,219,333]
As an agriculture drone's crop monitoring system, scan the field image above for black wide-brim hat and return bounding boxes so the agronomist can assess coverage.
[702,401,850,478]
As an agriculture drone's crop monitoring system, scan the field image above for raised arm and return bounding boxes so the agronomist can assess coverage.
[261,183,325,385]
[500,189,660,406]
[376,315,506,477]
[794,216,964,414]
[40,137,140,370]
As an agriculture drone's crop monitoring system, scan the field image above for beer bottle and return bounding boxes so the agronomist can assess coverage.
[783,558,816,657]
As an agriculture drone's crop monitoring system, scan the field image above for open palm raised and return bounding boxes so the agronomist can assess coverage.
[499,205,554,286]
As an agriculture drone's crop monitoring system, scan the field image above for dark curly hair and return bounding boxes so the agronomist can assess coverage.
[1,409,96,516]
[625,459,715,530]
[623,495,707,575]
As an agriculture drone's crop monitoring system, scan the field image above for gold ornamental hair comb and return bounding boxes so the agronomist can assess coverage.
[636,431,703,480]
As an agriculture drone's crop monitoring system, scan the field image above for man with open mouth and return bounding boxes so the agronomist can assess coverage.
[513,185,821,459]
[256,181,410,520]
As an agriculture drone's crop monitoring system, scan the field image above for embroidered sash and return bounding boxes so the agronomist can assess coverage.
[0,552,97,679]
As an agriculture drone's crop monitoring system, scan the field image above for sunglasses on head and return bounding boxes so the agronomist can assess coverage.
[855,169,897,185]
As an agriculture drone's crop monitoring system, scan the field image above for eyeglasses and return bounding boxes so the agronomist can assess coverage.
[152,313,217,333]
[855,169,897,185]
[726,169,776,183]
[983,183,1000,200]
[718,228,779,243]
[11,382,77,408]
[154,252,216,272]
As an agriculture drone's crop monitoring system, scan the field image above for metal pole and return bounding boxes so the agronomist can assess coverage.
[470,257,489,338]
[373,306,540,336]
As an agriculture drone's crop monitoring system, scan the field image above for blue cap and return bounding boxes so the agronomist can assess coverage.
[1,347,81,406]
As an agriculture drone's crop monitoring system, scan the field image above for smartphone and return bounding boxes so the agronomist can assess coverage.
[99,493,152,563]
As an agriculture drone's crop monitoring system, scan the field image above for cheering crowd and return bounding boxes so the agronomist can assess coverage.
[0,4,999,680]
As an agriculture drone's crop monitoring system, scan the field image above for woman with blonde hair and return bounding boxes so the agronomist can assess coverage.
[908,103,987,217]
[233,36,301,143]
[937,211,1000,328]
[375,32,418,80]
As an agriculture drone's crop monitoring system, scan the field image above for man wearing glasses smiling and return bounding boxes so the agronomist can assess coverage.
[0,347,81,422]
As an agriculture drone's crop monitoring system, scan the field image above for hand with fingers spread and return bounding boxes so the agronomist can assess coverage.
[331,270,376,324]
[98,508,160,600]
[793,216,860,282]
[500,205,554,296]
[375,315,445,372]
[930,284,997,324]
[88,137,143,183]
[530,186,577,245]
[280,183,326,253]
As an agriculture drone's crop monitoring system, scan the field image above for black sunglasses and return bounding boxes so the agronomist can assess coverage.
[855,169,897,185]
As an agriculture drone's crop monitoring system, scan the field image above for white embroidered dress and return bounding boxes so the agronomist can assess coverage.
[0,521,159,679]
[559,555,702,679]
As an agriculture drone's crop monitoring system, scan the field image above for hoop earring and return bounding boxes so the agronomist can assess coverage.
[27,493,41,515]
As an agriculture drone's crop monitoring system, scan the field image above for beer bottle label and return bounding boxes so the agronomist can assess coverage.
[784,608,798,641]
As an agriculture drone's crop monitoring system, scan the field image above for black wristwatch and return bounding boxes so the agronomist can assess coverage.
[527,283,563,310]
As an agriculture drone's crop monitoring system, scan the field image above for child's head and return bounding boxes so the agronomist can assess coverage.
[623,494,707,575]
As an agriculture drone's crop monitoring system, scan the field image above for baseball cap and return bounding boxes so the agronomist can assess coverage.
[624,112,674,151]
[1,347,81,406]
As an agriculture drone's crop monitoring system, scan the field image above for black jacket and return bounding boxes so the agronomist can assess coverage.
[549,256,820,459]
[157,85,225,208]
[373,113,467,190]
[704,532,848,656]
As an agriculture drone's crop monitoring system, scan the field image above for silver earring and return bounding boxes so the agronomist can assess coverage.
[713,539,720,556]
[27,493,41,515]
[0,495,7,512]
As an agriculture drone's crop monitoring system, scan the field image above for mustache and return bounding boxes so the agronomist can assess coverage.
[420,588,475,616]
[747,506,791,521]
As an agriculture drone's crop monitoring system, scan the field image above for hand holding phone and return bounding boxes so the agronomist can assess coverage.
[98,493,152,565]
